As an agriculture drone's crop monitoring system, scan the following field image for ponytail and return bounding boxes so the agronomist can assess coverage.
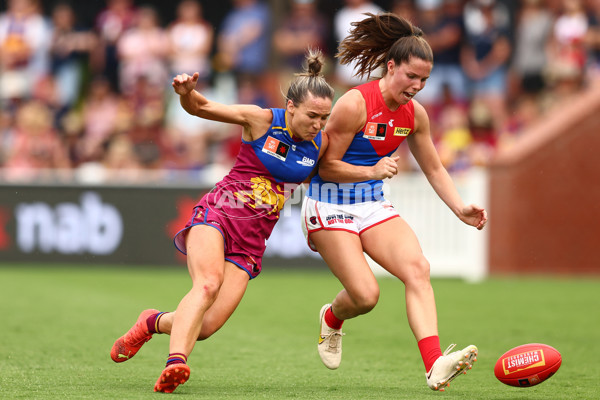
[286,48,335,105]
[337,13,433,79]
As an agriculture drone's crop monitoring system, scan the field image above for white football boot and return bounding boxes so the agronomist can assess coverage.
[426,344,478,391]
[318,304,344,369]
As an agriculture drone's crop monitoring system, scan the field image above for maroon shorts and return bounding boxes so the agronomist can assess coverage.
[173,205,262,279]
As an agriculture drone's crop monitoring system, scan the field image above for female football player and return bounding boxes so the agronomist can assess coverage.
[302,13,487,392]
[110,49,334,393]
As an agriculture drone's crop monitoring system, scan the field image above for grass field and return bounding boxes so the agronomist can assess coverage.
[0,264,598,399]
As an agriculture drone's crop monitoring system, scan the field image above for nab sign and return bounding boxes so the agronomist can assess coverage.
[15,192,123,255]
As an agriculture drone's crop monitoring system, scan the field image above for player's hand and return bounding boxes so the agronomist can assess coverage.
[459,204,488,230]
[172,72,199,96]
[371,156,400,179]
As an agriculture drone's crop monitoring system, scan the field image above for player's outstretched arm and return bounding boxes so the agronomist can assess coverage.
[172,72,271,138]
[408,101,487,230]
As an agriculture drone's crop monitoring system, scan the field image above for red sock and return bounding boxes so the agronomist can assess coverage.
[418,335,442,372]
[324,306,344,330]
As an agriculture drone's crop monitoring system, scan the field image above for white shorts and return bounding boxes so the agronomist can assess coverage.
[301,196,400,252]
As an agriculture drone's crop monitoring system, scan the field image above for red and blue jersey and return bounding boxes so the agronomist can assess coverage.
[175,108,322,261]
[308,79,415,204]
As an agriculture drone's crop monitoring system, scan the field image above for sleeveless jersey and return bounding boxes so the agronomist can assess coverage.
[308,79,415,204]
[197,108,321,257]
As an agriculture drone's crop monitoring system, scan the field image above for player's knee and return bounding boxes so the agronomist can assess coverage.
[190,272,224,302]
[403,257,431,287]
[352,286,380,314]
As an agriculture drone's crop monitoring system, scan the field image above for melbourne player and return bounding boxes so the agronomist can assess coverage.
[302,13,487,392]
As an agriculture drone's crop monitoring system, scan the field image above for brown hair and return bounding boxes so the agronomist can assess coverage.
[336,12,433,80]
[286,48,335,104]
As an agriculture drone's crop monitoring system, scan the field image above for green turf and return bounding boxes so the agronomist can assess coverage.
[0,264,598,399]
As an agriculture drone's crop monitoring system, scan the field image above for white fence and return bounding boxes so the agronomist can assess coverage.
[370,168,489,281]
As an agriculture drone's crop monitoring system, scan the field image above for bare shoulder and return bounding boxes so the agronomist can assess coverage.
[327,89,366,134]
[243,104,273,121]
[337,89,366,113]
[243,106,274,141]
[410,99,430,134]
[411,98,428,119]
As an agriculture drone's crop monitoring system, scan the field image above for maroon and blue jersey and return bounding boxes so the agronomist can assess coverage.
[308,79,415,204]
[174,108,322,278]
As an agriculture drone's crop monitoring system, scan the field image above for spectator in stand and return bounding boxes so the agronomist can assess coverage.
[461,0,512,135]
[3,100,70,181]
[391,0,417,24]
[332,0,383,91]
[0,107,15,167]
[273,0,329,72]
[436,101,474,172]
[94,0,136,92]
[165,81,221,172]
[0,0,51,104]
[49,2,98,116]
[101,132,144,181]
[117,6,170,95]
[496,94,543,152]
[507,0,554,104]
[167,0,213,82]
[79,76,120,163]
[546,0,589,96]
[122,75,170,170]
[215,0,271,80]
[164,0,217,171]
[585,0,600,80]
[414,0,468,116]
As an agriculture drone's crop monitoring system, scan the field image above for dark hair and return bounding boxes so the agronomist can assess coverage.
[286,48,335,104]
[336,12,433,80]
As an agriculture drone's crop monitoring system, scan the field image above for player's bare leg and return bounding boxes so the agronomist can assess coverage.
[311,230,377,369]
[153,263,249,339]
[361,218,438,340]
[361,217,478,391]
[154,225,225,393]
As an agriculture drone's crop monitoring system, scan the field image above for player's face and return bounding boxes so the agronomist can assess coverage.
[286,93,332,141]
[386,57,432,105]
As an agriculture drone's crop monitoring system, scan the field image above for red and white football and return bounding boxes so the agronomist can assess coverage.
[494,343,562,387]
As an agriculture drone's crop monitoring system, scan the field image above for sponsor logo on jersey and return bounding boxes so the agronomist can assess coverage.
[262,136,290,161]
[394,127,411,136]
[388,119,394,127]
[364,122,387,140]
[296,156,315,167]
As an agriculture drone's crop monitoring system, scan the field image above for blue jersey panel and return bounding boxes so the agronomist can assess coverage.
[308,80,415,205]
[242,108,321,184]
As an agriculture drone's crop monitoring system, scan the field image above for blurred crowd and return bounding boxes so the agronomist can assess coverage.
[1,0,600,184]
